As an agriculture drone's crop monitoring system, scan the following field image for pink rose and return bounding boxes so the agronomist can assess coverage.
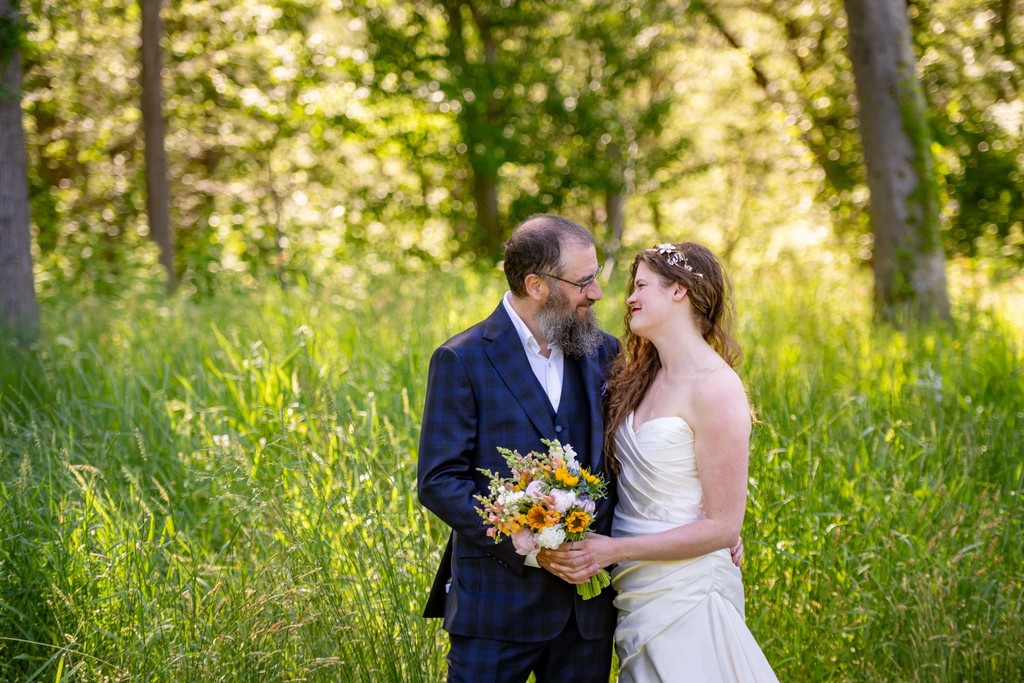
[526,480,545,497]
[548,489,576,513]
[511,530,539,556]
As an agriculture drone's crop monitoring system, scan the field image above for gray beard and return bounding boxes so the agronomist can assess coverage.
[536,290,605,359]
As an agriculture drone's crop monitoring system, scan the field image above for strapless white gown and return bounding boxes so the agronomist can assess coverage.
[611,413,778,683]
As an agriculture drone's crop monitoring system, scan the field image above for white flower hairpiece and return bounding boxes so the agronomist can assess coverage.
[648,244,705,278]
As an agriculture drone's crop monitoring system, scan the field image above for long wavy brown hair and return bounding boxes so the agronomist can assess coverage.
[603,242,742,474]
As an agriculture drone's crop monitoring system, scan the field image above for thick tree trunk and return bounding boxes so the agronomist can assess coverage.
[140,0,176,291]
[843,0,950,322]
[0,0,40,340]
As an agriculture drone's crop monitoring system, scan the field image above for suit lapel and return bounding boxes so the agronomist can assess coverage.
[483,304,554,439]
[578,352,605,472]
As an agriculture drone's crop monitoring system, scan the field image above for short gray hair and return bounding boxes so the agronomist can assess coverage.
[502,214,594,297]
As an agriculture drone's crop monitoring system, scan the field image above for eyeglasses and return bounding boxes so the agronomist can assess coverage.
[538,264,603,293]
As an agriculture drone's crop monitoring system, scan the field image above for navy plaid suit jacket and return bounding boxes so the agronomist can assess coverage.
[418,302,620,643]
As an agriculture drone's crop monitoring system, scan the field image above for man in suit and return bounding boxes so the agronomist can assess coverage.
[418,214,619,682]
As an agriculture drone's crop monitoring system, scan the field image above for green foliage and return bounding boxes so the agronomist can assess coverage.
[0,272,474,680]
[706,0,1023,263]
[21,0,160,294]
[911,0,1024,261]
[0,0,29,68]
[11,0,1024,298]
[737,264,1023,678]
[1,263,1022,681]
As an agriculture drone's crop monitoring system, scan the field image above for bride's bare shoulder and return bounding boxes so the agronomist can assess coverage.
[689,367,749,424]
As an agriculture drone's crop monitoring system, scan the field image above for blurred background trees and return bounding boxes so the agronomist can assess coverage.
[7,0,1023,312]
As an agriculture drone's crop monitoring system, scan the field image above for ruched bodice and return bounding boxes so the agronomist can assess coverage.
[613,413,705,536]
[610,413,778,683]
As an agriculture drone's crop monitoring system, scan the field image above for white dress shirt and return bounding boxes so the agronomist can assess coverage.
[502,292,564,411]
[501,292,564,568]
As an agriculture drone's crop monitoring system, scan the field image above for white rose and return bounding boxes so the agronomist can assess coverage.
[536,526,567,549]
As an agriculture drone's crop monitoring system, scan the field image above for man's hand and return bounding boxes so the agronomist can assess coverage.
[730,536,744,567]
[537,543,602,584]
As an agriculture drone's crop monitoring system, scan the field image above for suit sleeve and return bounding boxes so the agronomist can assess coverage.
[417,344,525,573]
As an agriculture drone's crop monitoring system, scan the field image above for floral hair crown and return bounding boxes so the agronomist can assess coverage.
[648,243,704,278]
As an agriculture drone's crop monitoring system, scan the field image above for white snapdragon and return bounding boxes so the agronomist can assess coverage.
[497,490,527,507]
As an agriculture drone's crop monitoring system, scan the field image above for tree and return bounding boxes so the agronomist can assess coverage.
[843,0,950,321]
[909,0,1024,261]
[0,0,39,339]
[530,0,692,255]
[350,0,565,257]
[441,0,502,246]
[140,0,175,290]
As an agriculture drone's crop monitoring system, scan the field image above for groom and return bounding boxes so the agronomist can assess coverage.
[418,214,619,682]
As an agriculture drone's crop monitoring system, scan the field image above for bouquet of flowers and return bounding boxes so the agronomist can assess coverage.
[475,439,611,600]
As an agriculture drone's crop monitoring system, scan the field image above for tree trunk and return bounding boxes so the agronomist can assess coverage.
[472,170,500,251]
[0,0,40,340]
[605,188,625,252]
[444,0,503,257]
[603,142,626,257]
[140,0,176,291]
[843,0,950,322]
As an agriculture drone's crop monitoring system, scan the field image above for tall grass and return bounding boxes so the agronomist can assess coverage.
[1,262,1021,681]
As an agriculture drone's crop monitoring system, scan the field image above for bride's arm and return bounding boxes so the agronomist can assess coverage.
[576,372,752,569]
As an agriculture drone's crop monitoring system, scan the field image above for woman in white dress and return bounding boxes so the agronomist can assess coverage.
[575,242,777,682]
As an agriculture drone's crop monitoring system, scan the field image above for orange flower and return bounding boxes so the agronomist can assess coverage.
[508,512,526,533]
[526,503,560,530]
[564,510,590,533]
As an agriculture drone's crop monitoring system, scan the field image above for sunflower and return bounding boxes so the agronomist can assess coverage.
[581,469,601,486]
[564,510,590,534]
[526,503,560,530]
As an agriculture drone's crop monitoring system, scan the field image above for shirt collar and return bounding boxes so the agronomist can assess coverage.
[502,292,559,355]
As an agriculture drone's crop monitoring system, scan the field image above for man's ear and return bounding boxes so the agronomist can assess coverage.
[524,274,548,301]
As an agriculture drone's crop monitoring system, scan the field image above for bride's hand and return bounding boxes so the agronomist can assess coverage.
[730,536,744,567]
[575,533,618,570]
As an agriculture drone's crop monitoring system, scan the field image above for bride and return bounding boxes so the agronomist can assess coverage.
[567,242,777,682]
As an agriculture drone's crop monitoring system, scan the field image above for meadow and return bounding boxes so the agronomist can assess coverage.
[1,258,1022,682]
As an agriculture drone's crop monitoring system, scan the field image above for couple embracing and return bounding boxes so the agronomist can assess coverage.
[418,214,778,682]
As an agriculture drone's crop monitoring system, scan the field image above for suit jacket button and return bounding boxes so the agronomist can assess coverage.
[555,425,563,433]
